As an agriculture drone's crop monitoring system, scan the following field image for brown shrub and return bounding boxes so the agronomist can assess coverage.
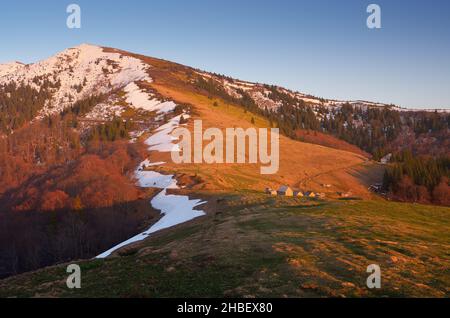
[432,178,450,206]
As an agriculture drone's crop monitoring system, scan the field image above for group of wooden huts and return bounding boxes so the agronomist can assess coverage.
[265,186,323,198]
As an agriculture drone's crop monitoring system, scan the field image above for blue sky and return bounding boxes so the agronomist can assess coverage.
[0,0,449,109]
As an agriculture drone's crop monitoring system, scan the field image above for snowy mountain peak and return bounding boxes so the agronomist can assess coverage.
[0,44,152,117]
[0,61,26,78]
[72,43,100,50]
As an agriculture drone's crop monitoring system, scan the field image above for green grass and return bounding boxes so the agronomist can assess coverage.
[1,197,449,298]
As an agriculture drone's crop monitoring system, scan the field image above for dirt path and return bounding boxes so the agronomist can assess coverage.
[296,160,370,189]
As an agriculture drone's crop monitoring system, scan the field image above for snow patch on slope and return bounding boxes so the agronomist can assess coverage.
[150,189,205,234]
[96,112,204,259]
[124,82,177,114]
[95,186,205,259]
[144,114,187,152]
[135,159,176,189]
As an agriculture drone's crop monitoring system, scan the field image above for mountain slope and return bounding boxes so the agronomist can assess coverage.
[0,43,376,196]
[1,199,449,298]
[0,61,25,77]
[141,70,376,197]
[0,44,379,278]
[1,44,448,157]
[0,44,150,118]
[0,44,448,296]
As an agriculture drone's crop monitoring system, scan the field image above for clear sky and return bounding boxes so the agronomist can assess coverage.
[0,0,449,109]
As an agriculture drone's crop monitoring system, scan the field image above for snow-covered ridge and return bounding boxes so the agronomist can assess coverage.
[389,106,450,113]
[0,61,26,78]
[3,45,445,120]
[0,44,152,117]
[195,71,449,113]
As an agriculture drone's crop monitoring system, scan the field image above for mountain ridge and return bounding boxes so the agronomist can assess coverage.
[1,44,448,114]
[1,44,448,159]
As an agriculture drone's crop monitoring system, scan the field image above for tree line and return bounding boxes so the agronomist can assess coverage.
[0,93,149,278]
[0,199,158,278]
[194,75,449,160]
[0,82,51,133]
[382,150,450,206]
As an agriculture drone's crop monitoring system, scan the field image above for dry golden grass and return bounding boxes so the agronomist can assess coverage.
[144,78,378,198]
[2,199,448,298]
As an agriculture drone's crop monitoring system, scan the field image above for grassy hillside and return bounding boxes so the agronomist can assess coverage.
[1,196,448,298]
[138,67,379,199]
